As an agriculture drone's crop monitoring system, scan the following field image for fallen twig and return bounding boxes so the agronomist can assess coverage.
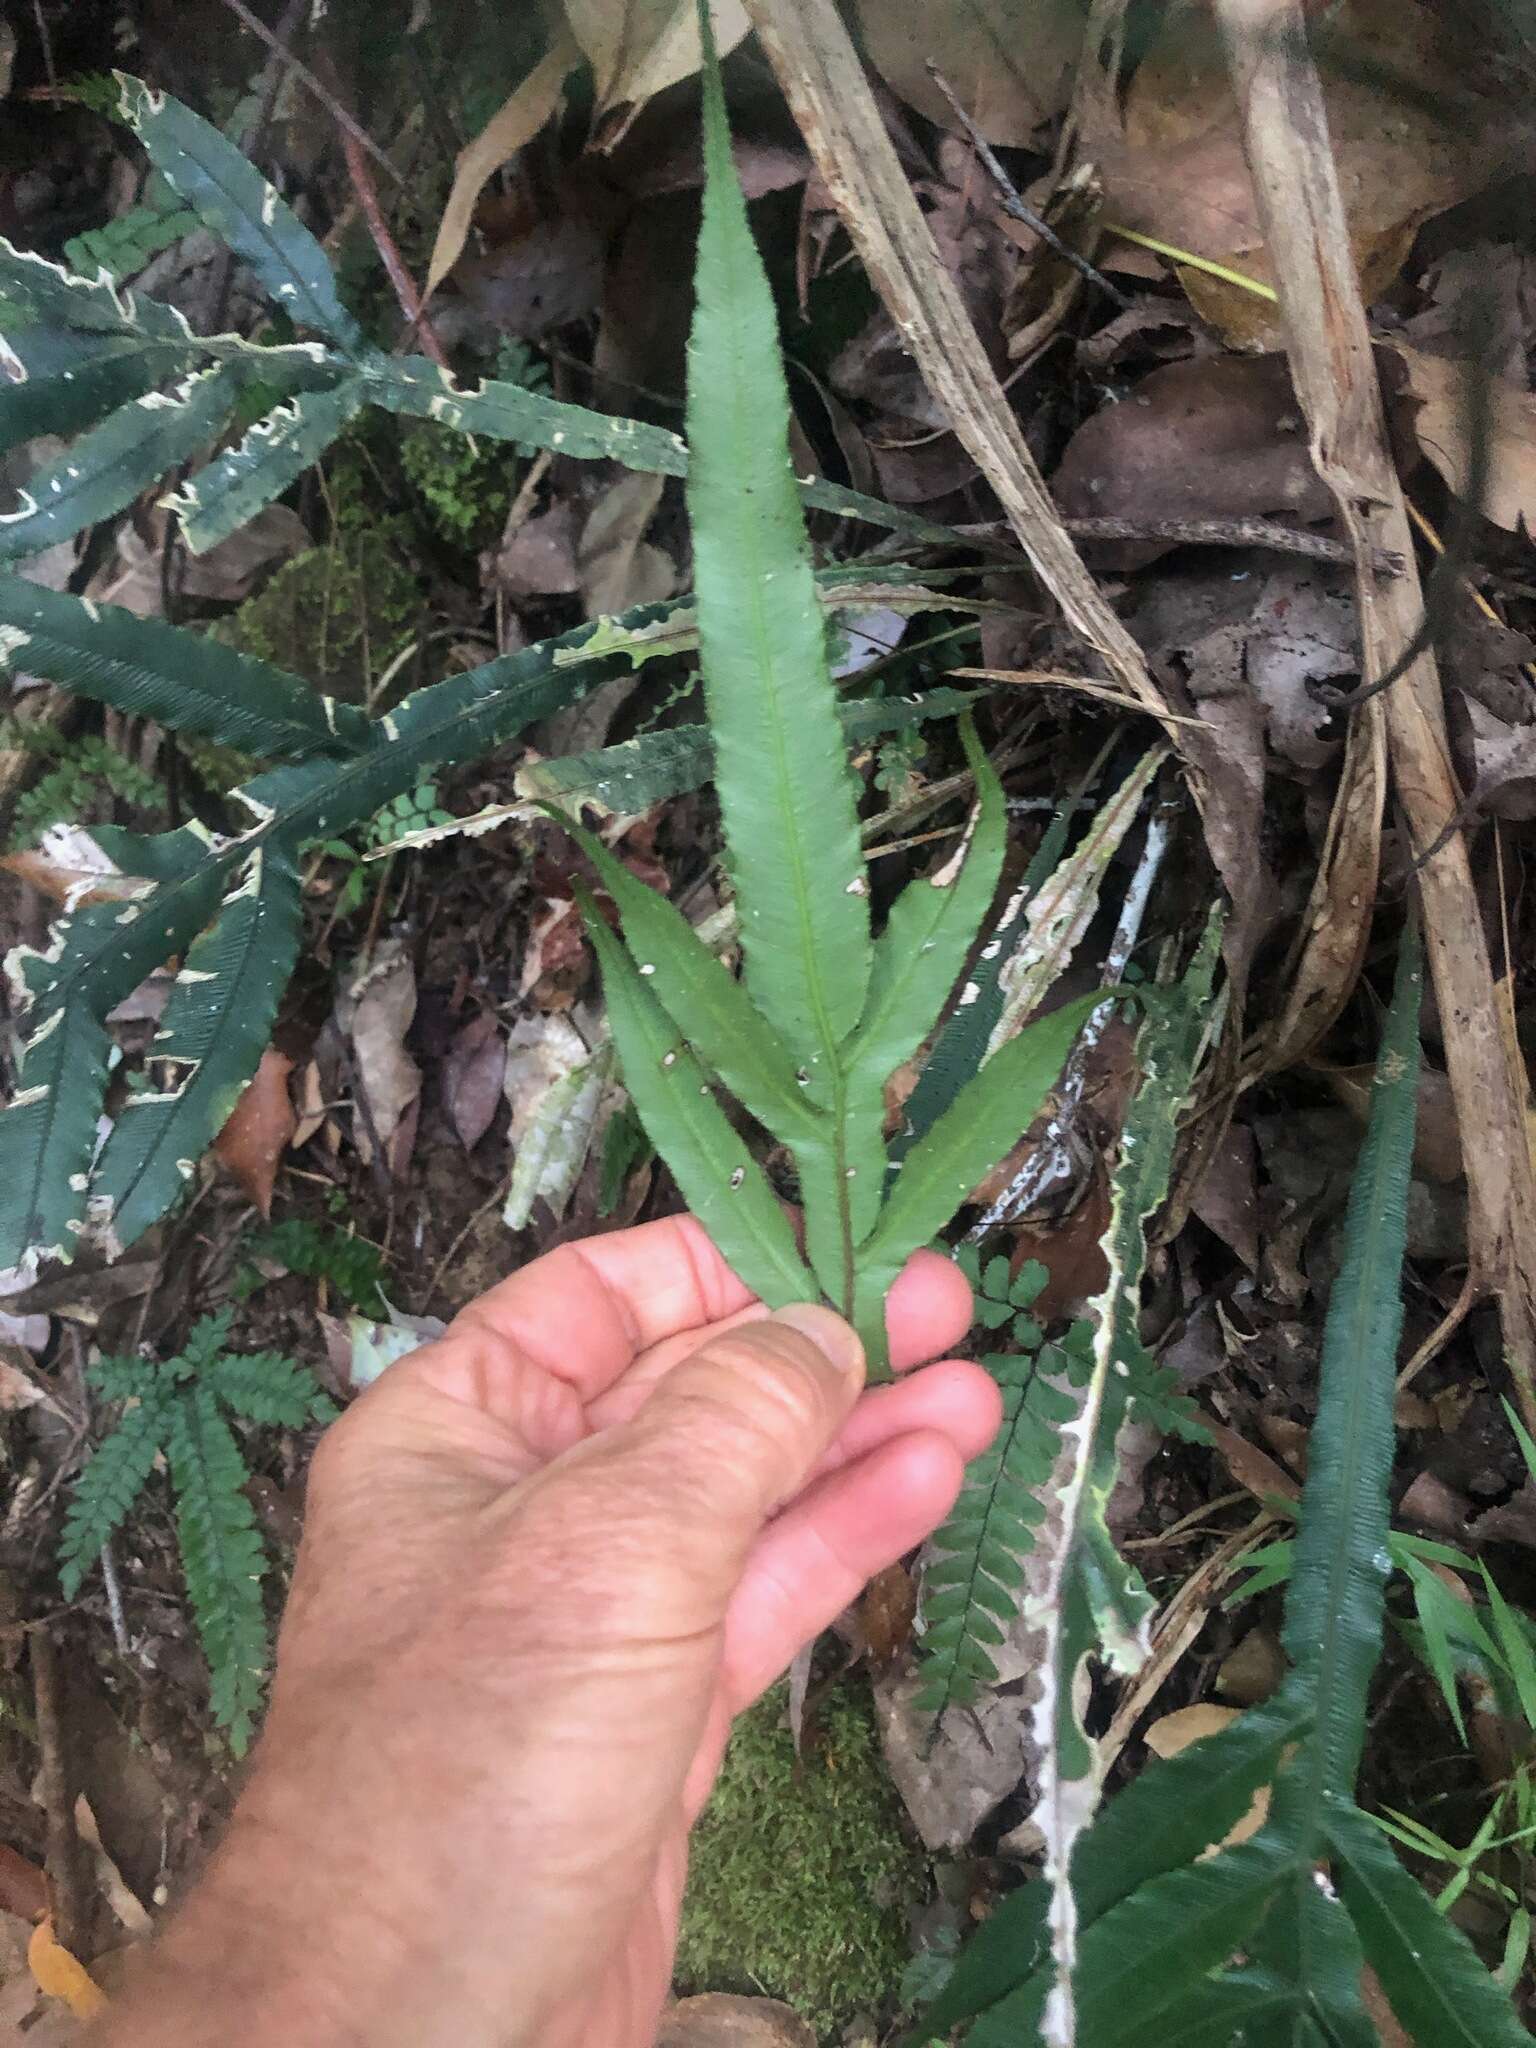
[1059,514,1402,575]
[216,0,404,188]
[925,63,1130,311]
[30,1627,89,1955]
[1215,0,1536,1436]
[337,127,451,371]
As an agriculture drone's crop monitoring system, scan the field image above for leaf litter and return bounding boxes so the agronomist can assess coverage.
[8,0,1536,2035]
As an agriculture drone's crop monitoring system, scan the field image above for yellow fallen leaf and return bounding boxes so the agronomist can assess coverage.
[28,1915,106,2020]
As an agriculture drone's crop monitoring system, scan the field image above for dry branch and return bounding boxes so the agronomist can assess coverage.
[1215,0,1536,1432]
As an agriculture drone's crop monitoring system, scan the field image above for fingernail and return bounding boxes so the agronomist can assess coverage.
[772,1302,864,1375]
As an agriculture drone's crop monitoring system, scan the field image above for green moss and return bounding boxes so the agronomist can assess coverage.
[210,544,418,706]
[677,1683,925,2038]
[397,418,514,550]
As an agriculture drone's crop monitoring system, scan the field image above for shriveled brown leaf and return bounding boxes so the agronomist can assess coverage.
[212,1048,296,1217]
[1319,1060,1463,1183]
[854,0,1078,146]
[442,1012,505,1152]
[1392,341,1536,536]
[1216,1626,1286,1705]
[1106,0,1510,348]
[1052,356,1333,568]
[564,0,750,124]
[1,825,152,909]
[577,470,673,619]
[658,1995,816,2048]
[92,503,309,616]
[424,31,579,302]
[341,940,421,1170]
[1190,1120,1259,1269]
[486,499,580,601]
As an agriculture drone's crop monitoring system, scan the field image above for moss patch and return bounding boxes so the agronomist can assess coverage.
[676,1683,924,2039]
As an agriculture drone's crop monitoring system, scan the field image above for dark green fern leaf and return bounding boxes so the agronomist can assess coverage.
[206,1347,336,1429]
[164,1383,269,1754]
[58,1387,173,1598]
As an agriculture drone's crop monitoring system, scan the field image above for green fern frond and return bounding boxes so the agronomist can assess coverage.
[915,1320,1092,1723]
[164,1383,269,1754]
[206,1348,335,1429]
[58,1387,172,1598]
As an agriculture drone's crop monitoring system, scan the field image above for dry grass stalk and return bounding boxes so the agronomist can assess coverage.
[1215,0,1536,1433]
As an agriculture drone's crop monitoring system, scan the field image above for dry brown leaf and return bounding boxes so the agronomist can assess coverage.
[1,825,151,909]
[658,1995,816,2048]
[1190,1120,1259,1269]
[443,1012,505,1152]
[744,0,1176,733]
[577,470,674,618]
[424,31,579,302]
[486,499,580,601]
[1052,355,1332,564]
[875,1662,1033,1852]
[1106,0,1508,348]
[1319,1060,1463,1183]
[1216,1626,1286,1705]
[342,939,421,1170]
[212,1048,296,1217]
[289,1059,327,1150]
[1143,1704,1273,1849]
[563,0,750,124]
[91,503,308,616]
[28,1916,106,2021]
[854,0,1078,146]
[1392,341,1536,535]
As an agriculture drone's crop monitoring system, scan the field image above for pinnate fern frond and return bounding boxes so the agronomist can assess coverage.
[58,1388,172,1598]
[164,1384,269,1752]
[206,1348,336,1429]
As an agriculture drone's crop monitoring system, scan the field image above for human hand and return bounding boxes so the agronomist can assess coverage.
[96,1216,997,2048]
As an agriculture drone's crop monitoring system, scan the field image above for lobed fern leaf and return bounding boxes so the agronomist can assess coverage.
[204,1346,335,1430]
[58,1387,173,1598]
[164,1383,269,1753]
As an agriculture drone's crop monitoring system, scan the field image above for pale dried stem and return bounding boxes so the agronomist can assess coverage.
[1215,0,1536,1435]
[742,0,1177,739]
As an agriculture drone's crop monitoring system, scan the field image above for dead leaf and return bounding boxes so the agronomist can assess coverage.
[1191,1121,1259,1270]
[442,1012,505,1152]
[212,1048,296,1218]
[1051,356,1333,566]
[1,824,152,909]
[874,1661,1032,1851]
[1393,342,1536,535]
[92,503,309,616]
[1104,0,1510,348]
[1216,1627,1286,1706]
[853,0,1078,146]
[502,1020,609,1229]
[658,1994,816,2048]
[425,31,579,301]
[0,1844,47,1922]
[289,1059,327,1150]
[1206,1420,1302,1505]
[486,499,580,600]
[1143,1704,1273,1849]
[341,940,421,1170]
[578,470,673,619]
[73,1797,150,1938]
[563,0,750,125]
[1319,1061,1463,1183]
[859,1561,916,1666]
[28,1916,106,2020]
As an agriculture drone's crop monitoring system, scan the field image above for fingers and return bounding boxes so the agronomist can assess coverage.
[810,1357,1001,1484]
[444,1214,756,1406]
[719,1428,970,1712]
[583,1245,975,1431]
[515,1304,869,1647]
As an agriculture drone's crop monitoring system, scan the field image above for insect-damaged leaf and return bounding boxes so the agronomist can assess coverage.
[580,895,815,1308]
[115,73,363,351]
[686,6,871,1058]
[94,848,303,1250]
[1022,910,1221,2047]
[173,377,370,555]
[0,574,371,755]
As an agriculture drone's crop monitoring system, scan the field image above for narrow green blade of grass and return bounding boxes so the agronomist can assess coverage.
[686,5,871,1061]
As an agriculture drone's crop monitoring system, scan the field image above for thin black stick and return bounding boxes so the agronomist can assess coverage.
[925,64,1131,311]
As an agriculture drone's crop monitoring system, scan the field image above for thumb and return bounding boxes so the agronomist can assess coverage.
[525,1303,866,1632]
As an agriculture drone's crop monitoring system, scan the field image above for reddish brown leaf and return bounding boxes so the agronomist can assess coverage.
[213,1049,296,1217]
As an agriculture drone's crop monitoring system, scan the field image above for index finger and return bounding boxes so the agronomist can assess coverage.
[447,1212,757,1404]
